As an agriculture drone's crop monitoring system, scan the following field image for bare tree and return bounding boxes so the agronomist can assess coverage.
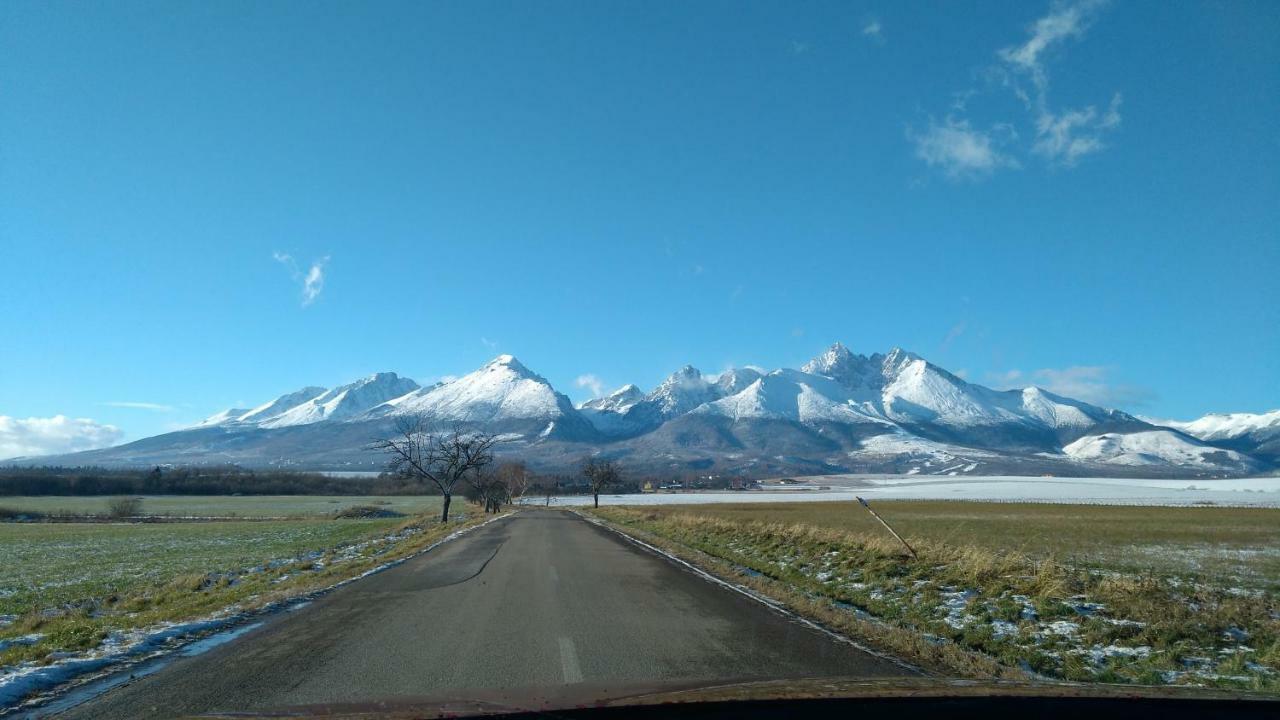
[371,413,499,522]
[495,462,530,503]
[465,465,511,514]
[482,472,511,513]
[581,456,620,509]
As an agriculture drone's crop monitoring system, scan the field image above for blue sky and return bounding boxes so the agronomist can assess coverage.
[1,0,1277,453]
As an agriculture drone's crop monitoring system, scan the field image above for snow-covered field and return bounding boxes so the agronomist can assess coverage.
[528,475,1280,507]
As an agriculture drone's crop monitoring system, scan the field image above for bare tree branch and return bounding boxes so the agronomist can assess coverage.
[581,456,621,509]
[370,413,503,522]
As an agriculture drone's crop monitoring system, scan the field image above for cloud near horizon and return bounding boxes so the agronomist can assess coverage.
[575,374,606,398]
[102,401,174,412]
[988,365,1153,408]
[0,415,124,459]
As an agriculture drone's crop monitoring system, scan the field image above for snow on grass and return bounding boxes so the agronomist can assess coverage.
[530,475,1280,508]
[0,513,505,712]
[592,506,1280,692]
[0,520,402,619]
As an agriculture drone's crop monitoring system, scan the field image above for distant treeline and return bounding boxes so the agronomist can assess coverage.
[0,466,433,496]
[0,465,690,497]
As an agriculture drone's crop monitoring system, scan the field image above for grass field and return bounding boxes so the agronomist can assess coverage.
[0,520,401,619]
[0,495,443,518]
[590,501,1280,692]
[634,501,1280,590]
[0,502,480,679]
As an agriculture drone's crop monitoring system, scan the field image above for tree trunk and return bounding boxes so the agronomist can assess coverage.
[594,491,599,508]
[441,493,452,523]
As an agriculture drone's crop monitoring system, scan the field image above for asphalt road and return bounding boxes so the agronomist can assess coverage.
[51,509,910,718]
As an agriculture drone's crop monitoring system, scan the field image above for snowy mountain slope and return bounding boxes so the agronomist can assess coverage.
[234,387,328,425]
[592,365,724,436]
[641,366,721,418]
[1160,410,1280,442]
[258,373,419,429]
[371,355,598,440]
[578,384,646,436]
[378,355,568,421]
[801,343,885,400]
[797,343,1143,448]
[854,431,1002,475]
[578,384,644,413]
[1061,430,1257,470]
[193,408,249,428]
[30,345,1274,476]
[714,367,765,395]
[1150,409,1280,467]
[694,369,889,425]
[587,365,776,436]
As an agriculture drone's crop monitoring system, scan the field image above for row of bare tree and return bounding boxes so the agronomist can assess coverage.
[372,413,622,521]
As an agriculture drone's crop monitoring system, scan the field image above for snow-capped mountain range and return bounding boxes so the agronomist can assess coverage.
[21,344,1278,477]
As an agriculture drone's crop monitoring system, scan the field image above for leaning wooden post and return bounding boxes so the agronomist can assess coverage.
[856,496,918,560]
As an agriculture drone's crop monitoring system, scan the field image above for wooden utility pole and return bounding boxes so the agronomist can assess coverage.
[856,496,918,559]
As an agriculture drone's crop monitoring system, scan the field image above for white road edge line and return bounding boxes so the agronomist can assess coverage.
[574,511,924,676]
[558,637,584,684]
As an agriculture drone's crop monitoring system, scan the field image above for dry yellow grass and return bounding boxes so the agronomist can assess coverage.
[590,504,1280,693]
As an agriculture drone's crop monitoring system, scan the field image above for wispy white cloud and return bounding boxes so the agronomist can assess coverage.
[940,321,967,351]
[790,40,810,55]
[998,0,1121,167]
[480,337,499,350]
[575,374,606,398]
[998,0,1103,79]
[0,415,123,459]
[302,261,326,305]
[989,369,1026,386]
[862,18,883,41]
[909,118,1018,179]
[102,401,174,412]
[273,252,329,307]
[1031,92,1122,166]
[911,0,1120,175]
[987,365,1153,408]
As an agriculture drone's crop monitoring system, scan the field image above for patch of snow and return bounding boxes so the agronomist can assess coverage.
[1042,620,1080,637]
[0,634,43,653]
[375,355,571,423]
[526,474,1280,508]
[1087,645,1151,664]
[1160,409,1280,442]
[991,620,1020,638]
[1062,430,1254,469]
[258,373,419,428]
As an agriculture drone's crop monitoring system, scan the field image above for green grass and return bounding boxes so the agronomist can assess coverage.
[0,506,484,674]
[589,503,1280,693]
[0,494,443,519]
[0,519,400,618]
[634,501,1280,590]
